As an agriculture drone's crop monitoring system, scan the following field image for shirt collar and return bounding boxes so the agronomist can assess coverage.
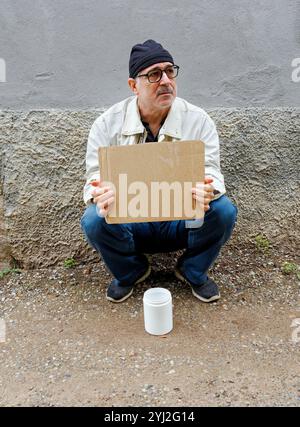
[159,98,182,139]
[122,96,182,139]
[122,97,144,135]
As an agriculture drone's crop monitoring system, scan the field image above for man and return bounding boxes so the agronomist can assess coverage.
[81,39,237,303]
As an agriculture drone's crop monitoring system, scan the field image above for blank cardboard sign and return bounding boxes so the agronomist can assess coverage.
[98,140,205,223]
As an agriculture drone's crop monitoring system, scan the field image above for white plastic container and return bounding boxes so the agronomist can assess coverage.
[143,288,173,336]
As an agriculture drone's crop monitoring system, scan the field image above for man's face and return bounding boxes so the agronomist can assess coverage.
[129,62,177,112]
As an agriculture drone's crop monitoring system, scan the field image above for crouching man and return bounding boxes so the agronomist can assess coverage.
[81,39,238,303]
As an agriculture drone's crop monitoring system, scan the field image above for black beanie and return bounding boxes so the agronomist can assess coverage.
[129,39,174,78]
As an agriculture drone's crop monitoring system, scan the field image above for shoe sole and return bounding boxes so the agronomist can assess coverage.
[106,265,151,303]
[174,268,220,303]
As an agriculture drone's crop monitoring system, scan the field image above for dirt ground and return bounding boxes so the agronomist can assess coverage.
[0,245,299,407]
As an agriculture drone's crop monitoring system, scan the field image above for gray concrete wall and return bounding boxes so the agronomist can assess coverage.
[0,0,300,109]
[1,1,300,268]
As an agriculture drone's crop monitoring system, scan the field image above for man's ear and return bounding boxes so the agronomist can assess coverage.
[128,78,138,95]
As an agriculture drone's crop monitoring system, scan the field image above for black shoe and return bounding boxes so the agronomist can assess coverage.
[106,264,151,303]
[175,266,220,303]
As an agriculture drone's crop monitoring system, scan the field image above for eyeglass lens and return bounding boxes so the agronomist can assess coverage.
[148,66,178,82]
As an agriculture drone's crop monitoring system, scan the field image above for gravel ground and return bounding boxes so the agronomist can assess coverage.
[0,245,299,407]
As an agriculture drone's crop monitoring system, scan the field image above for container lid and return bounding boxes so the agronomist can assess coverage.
[143,287,171,305]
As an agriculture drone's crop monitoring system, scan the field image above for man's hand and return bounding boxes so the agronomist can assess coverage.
[91,180,115,217]
[191,177,215,212]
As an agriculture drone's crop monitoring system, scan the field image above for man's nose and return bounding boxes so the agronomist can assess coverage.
[159,70,172,84]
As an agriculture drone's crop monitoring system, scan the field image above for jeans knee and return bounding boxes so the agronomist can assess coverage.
[80,205,135,252]
[80,204,106,239]
[211,196,238,232]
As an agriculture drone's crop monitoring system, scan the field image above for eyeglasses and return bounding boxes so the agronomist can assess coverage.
[137,65,180,83]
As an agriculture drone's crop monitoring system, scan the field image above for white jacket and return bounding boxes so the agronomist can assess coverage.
[83,96,225,205]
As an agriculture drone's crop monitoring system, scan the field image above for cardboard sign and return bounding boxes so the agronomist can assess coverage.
[98,140,204,223]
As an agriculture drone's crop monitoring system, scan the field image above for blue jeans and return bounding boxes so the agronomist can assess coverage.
[80,195,238,286]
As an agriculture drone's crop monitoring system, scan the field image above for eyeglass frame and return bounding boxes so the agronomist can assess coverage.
[136,65,180,83]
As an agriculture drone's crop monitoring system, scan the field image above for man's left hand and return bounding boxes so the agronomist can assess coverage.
[191,177,215,212]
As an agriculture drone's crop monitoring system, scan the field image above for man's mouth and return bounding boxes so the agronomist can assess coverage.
[157,90,173,96]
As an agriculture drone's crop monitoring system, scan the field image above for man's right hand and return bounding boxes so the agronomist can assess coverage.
[91,180,115,217]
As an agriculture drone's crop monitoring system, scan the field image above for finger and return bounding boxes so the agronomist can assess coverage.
[195,185,214,195]
[195,179,214,190]
[194,183,204,191]
[204,191,214,199]
[105,197,115,209]
[99,195,115,208]
[192,194,205,204]
[97,203,109,217]
[193,189,214,201]
[98,208,109,217]
[193,190,213,201]
[194,191,214,203]
[92,187,103,197]
[193,194,205,206]
[193,195,210,212]
[204,192,214,200]
[192,188,205,197]
[99,196,115,212]
[203,183,214,192]
[98,208,105,217]
[92,186,112,197]
[99,190,114,203]
[95,195,114,208]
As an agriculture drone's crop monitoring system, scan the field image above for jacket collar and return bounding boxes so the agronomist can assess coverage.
[122,96,182,140]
